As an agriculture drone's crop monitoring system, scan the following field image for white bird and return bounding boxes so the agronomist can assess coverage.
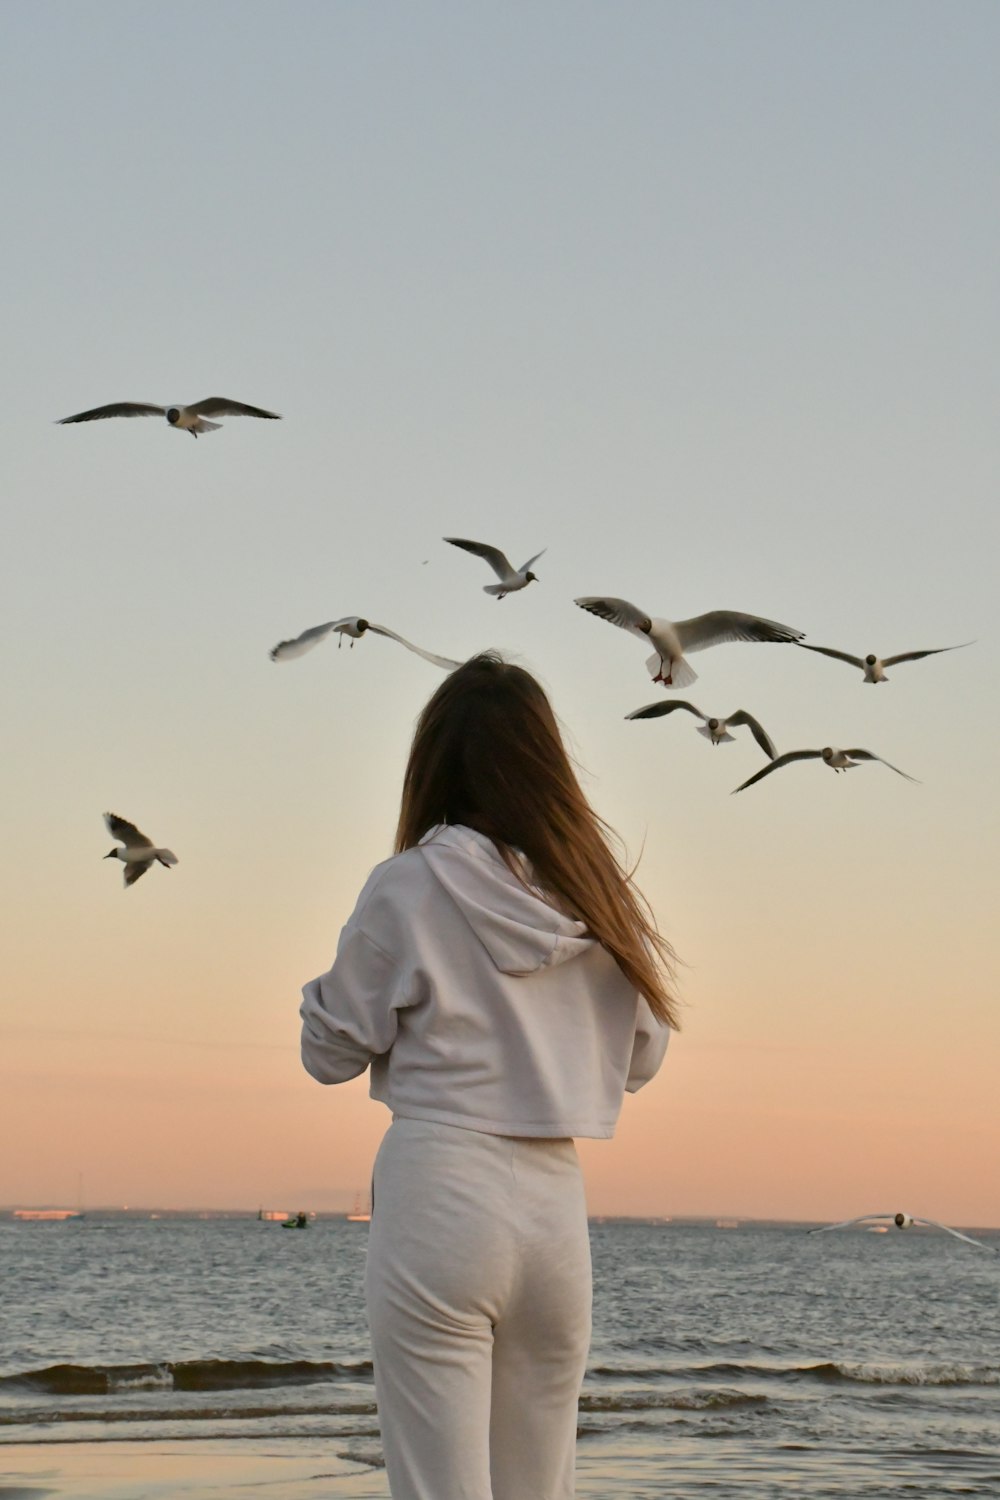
[57,397,281,438]
[574,597,805,688]
[270,616,461,670]
[444,537,545,598]
[626,700,777,759]
[103,813,178,889]
[809,1212,997,1253]
[732,746,916,794]
[795,641,972,683]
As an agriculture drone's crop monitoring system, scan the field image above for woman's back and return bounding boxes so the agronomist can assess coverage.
[300,823,667,1139]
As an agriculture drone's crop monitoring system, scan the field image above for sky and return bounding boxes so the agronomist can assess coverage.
[1,1,998,1224]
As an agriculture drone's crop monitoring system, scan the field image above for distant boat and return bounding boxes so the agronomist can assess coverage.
[258,1208,291,1222]
[282,1211,310,1230]
[13,1209,84,1222]
[346,1191,371,1223]
[715,1219,740,1230]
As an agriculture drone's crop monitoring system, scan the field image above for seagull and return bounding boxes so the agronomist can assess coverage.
[626,700,777,758]
[270,616,461,669]
[808,1212,997,1253]
[57,397,281,438]
[795,641,972,683]
[574,597,805,687]
[732,746,916,793]
[103,813,178,889]
[444,538,545,598]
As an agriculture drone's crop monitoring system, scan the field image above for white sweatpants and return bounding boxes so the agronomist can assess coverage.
[365,1117,592,1500]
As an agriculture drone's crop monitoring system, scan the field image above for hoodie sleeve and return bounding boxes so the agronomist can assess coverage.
[300,926,414,1085]
[625,997,672,1093]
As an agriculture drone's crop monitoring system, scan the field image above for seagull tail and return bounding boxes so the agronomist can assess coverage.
[647,651,698,689]
[156,850,179,867]
[193,418,222,435]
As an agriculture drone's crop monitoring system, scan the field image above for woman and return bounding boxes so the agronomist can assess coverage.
[300,653,677,1500]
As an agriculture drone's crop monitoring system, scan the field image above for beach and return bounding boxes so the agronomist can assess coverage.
[6,1424,1000,1500]
[0,1438,387,1499]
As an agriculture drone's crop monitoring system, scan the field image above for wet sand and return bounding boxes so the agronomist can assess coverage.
[0,1440,662,1499]
[0,1440,390,1499]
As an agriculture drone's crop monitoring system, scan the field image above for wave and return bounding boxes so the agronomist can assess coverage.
[0,1358,373,1397]
[589,1359,1000,1388]
[802,1361,1000,1388]
[580,1388,768,1413]
[4,1354,995,1405]
[0,1399,378,1430]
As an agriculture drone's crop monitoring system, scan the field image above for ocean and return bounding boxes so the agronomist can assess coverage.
[2,1215,998,1497]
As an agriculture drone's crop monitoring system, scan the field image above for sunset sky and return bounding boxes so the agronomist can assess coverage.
[2,1,997,1225]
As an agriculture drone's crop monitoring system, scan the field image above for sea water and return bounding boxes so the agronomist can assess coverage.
[2,1216,998,1497]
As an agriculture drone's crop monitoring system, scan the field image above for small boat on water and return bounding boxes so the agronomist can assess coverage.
[346,1191,371,1223]
[258,1208,291,1222]
[282,1211,310,1229]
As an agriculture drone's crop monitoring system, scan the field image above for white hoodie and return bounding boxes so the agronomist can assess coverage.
[300,825,670,1139]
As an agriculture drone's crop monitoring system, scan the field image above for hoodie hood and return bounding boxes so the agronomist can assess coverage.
[418,824,594,976]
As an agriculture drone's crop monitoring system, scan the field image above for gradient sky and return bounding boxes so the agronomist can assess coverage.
[2,1,997,1224]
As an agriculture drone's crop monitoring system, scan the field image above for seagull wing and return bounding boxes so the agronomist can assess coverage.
[794,642,865,668]
[123,862,150,888]
[574,597,653,642]
[807,1215,891,1235]
[443,537,514,580]
[731,749,823,794]
[673,611,805,653]
[104,812,153,848]
[881,644,973,667]
[368,624,462,670]
[270,620,351,662]
[517,548,546,574]
[626,700,704,722]
[914,1218,999,1252]
[188,397,281,419]
[58,402,165,423]
[842,750,918,782]
[726,710,778,759]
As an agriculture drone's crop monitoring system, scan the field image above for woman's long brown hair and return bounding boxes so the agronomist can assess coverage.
[395,653,679,1028]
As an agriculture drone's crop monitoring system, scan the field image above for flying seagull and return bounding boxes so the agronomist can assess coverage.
[103,813,178,888]
[57,397,281,437]
[795,641,972,683]
[732,746,916,794]
[626,700,777,758]
[808,1212,997,1253]
[444,537,545,598]
[270,616,461,669]
[574,597,804,688]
